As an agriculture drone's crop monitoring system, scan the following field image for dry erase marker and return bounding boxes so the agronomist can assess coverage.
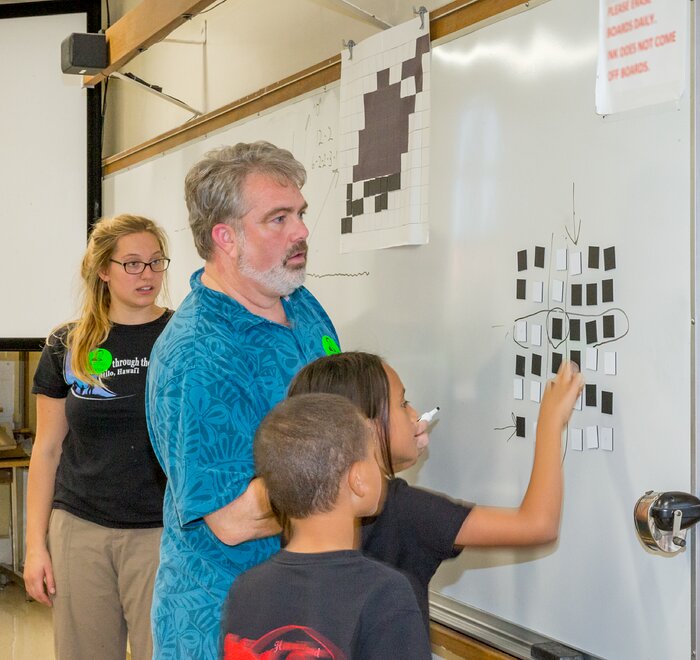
[418,407,440,424]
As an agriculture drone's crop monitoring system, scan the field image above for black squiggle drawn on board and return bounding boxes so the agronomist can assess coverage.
[306,272,370,279]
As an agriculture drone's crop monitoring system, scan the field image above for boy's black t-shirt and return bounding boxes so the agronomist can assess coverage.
[221,549,432,660]
[32,311,172,528]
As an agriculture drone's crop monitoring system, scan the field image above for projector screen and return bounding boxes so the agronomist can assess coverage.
[0,11,87,345]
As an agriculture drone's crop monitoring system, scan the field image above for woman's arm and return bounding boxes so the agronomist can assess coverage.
[23,395,68,605]
[455,361,583,547]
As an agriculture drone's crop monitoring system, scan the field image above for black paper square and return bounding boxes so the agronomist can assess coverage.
[602,279,614,303]
[569,319,581,341]
[586,283,598,306]
[604,246,616,271]
[588,246,600,269]
[531,353,542,377]
[571,284,582,306]
[517,250,527,271]
[534,246,545,268]
[601,390,613,415]
[552,317,563,340]
[586,384,597,407]
[586,320,598,345]
[603,315,615,338]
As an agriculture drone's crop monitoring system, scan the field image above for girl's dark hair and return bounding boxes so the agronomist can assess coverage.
[288,352,394,477]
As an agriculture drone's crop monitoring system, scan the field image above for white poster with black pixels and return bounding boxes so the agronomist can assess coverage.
[338,14,431,252]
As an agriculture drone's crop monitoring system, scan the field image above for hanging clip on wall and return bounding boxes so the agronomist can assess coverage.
[343,39,356,60]
[414,6,428,30]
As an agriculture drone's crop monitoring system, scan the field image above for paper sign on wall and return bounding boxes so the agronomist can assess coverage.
[595,0,687,114]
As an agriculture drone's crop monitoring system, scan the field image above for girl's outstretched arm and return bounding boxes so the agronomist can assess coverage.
[454,361,584,547]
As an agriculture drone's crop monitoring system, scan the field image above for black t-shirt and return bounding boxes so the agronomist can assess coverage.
[221,549,431,660]
[361,477,472,626]
[32,311,172,528]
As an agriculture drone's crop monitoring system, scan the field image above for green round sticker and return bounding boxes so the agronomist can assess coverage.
[322,335,340,356]
[88,348,113,374]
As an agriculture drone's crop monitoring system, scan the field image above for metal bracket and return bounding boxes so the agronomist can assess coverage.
[343,39,356,60]
[414,6,428,30]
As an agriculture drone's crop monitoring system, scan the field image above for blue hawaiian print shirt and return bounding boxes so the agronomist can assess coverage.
[146,269,338,659]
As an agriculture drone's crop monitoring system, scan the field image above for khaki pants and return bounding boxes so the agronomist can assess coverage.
[47,509,162,660]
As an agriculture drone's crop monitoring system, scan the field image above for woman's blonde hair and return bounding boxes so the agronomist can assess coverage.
[65,214,168,387]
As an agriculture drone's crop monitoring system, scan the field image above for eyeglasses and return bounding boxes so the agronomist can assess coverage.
[110,258,171,274]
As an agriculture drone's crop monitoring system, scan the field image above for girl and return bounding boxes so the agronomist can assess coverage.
[24,215,173,660]
[287,352,583,625]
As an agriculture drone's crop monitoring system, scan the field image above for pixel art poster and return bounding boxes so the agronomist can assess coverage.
[338,15,431,252]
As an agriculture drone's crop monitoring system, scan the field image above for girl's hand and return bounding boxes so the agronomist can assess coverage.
[23,545,55,606]
[539,361,584,430]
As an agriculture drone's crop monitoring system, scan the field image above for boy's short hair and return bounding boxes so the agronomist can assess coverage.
[254,393,372,519]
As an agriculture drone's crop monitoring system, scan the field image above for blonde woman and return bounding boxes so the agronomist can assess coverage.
[24,215,172,660]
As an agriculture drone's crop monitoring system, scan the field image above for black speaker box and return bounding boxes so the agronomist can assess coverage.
[61,33,107,75]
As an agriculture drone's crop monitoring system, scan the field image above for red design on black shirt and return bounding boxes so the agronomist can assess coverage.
[223,625,345,659]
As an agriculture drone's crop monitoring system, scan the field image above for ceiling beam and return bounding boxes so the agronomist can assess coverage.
[83,0,217,88]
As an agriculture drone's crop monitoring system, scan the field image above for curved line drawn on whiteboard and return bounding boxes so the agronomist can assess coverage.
[511,307,630,350]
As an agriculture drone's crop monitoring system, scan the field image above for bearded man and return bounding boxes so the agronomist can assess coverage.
[146,142,339,660]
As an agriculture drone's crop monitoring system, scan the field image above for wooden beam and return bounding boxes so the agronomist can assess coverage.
[431,622,518,660]
[83,0,217,88]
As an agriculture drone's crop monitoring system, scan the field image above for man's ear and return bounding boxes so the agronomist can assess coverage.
[211,223,238,256]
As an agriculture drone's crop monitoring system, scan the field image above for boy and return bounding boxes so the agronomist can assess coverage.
[221,393,431,660]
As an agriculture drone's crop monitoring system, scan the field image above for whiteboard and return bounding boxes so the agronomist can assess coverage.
[104,2,695,658]
[0,12,87,340]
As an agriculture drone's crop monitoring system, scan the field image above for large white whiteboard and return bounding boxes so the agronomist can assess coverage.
[104,2,695,658]
[0,12,87,340]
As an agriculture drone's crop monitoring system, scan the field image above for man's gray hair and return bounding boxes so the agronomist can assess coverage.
[184,141,307,259]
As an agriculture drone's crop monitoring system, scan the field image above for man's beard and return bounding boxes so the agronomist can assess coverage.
[238,240,308,297]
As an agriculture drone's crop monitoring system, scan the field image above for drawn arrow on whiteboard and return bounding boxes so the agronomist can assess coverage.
[494,412,517,441]
[565,182,581,245]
